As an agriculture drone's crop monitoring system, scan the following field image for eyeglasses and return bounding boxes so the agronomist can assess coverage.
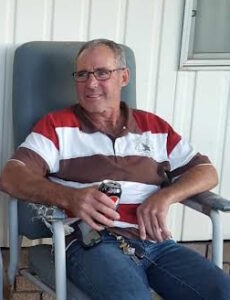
[72,68,125,82]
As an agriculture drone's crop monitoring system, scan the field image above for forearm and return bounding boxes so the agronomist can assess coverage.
[137,164,218,241]
[160,164,218,205]
[0,162,73,209]
[0,161,120,228]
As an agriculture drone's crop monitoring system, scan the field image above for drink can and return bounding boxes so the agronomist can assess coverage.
[98,180,122,209]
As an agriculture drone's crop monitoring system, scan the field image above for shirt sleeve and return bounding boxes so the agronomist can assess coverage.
[166,125,211,179]
[11,147,50,177]
[11,114,60,175]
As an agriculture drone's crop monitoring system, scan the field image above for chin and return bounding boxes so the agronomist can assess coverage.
[80,101,105,113]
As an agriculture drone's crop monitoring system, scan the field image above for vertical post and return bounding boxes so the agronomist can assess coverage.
[53,221,67,300]
[8,198,19,286]
[210,210,223,269]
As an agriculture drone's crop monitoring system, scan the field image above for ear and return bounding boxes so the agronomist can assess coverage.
[121,68,130,87]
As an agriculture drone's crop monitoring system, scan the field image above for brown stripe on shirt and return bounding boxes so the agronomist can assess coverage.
[12,147,49,176]
[168,153,211,180]
[55,155,170,185]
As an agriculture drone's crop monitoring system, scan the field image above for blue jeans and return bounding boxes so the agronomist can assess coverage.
[66,230,230,300]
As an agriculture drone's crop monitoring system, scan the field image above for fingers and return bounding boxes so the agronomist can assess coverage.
[137,211,163,242]
[73,187,120,229]
[137,206,171,242]
[136,213,146,240]
[95,201,120,221]
[80,207,118,231]
[95,190,118,209]
[157,216,172,240]
[149,215,164,242]
[81,213,105,231]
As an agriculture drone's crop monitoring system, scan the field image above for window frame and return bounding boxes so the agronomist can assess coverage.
[179,0,230,70]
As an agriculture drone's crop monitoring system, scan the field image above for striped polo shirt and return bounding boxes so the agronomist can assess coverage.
[13,102,210,228]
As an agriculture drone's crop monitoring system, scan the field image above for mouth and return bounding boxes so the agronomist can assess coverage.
[86,94,102,99]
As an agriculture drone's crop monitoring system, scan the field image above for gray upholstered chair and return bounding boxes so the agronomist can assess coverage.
[7,41,230,300]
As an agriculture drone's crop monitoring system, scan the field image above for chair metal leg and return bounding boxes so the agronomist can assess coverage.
[8,198,19,286]
[210,210,223,269]
[53,221,67,300]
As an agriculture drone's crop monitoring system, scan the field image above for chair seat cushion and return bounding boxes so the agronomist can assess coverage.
[28,244,90,300]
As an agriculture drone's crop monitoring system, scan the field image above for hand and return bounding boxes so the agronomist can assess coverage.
[67,186,120,231]
[136,189,172,242]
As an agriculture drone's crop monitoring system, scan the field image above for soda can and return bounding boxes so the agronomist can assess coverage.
[98,180,122,209]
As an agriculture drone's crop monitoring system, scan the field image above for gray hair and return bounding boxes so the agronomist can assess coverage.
[76,39,127,68]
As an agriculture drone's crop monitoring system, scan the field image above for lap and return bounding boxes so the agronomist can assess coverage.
[66,232,152,300]
[66,231,230,300]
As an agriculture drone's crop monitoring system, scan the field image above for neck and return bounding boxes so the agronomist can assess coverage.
[83,105,125,136]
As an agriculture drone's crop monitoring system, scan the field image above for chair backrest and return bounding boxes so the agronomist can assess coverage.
[13,41,136,238]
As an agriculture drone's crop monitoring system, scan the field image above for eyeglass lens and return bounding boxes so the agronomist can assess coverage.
[73,68,125,82]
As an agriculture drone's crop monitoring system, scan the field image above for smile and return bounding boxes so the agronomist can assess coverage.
[86,94,102,98]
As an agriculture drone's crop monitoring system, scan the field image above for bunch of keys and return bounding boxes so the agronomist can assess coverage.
[112,234,145,259]
[107,232,159,268]
[107,230,147,263]
[120,239,135,256]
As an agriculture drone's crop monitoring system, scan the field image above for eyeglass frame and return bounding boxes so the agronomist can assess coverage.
[72,67,126,82]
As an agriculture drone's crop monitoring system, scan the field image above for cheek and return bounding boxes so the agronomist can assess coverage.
[76,85,84,96]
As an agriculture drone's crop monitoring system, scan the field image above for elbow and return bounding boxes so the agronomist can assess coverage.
[0,165,16,195]
[0,171,11,194]
[209,165,219,189]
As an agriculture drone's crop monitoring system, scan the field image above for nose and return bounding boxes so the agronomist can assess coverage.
[86,73,98,88]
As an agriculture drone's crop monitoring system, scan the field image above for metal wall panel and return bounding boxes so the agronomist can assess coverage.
[52,0,90,41]
[181,72,230,240]
[125,0,162,111]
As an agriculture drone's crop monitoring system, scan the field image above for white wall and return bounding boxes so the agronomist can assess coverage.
[0,0,230,246]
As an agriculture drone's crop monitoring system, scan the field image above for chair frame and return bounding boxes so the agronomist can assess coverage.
[6,40,136,300]
[7,190,230,300]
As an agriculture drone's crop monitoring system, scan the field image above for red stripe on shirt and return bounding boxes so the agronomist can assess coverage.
[117,203,139,225]
[65,203,140,225]
[33,107,81,150]
[133,110,181,155]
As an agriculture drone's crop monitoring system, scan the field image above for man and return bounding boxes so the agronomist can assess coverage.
[1,39,230,300]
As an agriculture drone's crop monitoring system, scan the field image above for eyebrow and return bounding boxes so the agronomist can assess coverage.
[76,67,115,72]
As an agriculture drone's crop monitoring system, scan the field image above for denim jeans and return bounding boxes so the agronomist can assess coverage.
[66,230,230,300]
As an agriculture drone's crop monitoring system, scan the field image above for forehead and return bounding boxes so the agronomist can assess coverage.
[76,45,117,70]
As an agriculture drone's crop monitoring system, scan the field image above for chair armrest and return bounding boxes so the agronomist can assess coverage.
[29,203,67,222]
[52,220,67,300]
[28,203,71,236]
[182,191,230,216]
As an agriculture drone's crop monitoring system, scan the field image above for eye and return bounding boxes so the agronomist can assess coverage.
[95,69,110,77]
[76,71,88,79]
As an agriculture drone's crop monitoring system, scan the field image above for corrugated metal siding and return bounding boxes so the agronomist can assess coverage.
[0,0,229,245]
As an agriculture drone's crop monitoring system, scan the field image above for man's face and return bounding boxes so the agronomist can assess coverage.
[75,45,129,113]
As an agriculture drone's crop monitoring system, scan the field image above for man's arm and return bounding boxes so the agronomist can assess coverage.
[0,161,120,230]
[136,164,218,241]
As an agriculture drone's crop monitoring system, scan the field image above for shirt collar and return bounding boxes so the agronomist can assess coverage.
[73,102,141,136]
